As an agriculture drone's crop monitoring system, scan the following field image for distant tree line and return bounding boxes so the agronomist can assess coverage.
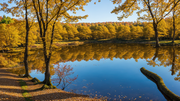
[0,15,180,50]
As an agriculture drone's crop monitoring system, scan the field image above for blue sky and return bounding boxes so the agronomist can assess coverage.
[0,0,138,22]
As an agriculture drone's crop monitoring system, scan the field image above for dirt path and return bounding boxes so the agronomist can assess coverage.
[0,68,25,101]
[0,68,101,101]
[23,77,100,101]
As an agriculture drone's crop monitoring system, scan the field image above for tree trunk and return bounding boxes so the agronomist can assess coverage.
[44,58,51,85]
[42,39,51,85]
[153,24,160,47]
[1,45,4,53]
[23,0,30,77]
[152,47,159,61]
[171,47,175,75]
[172,10,175,43]
[169,28,172,40]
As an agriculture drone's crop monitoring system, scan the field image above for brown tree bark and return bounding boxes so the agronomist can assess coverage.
[153,23,160,47]
[41,37,51,85]
[23,0,30,77]
[152,47,159,61]
[171,47,175,75]
[44,57,51,85]
[172,7,176,43]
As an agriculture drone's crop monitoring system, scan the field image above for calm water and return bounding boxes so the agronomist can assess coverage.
[5,43,180,101]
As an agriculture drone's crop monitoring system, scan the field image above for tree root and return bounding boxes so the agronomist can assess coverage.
[40,84,56,90]
[31,77,41,84]
[23,74,32,79]
[140,67,180,101]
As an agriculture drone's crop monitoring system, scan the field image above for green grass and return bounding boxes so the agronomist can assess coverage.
[31,77,42,84]
[19,79,32,101]
[97,38,112,41]
[84,39,180,46]
[40,84,56,90]
[149,40,180,44]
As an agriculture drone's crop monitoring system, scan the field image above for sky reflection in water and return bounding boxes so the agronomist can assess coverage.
[30,43,180,101]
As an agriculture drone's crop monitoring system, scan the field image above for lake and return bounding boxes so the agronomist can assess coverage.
[5,43,180,101]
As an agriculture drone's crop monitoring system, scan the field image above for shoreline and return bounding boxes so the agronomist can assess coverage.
[8,39,180,50]
[59,39,180,47]
[0,67,102,101]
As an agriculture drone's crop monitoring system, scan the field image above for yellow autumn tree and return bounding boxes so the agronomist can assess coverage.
[63,24,79,40]
[130,25,143,40]
[117,25,131,40]
[143,23,154,40]
[0,0,37,77]
[105,23,116,38]
[31,0,91,87]
[77,25,92,40]
[157,19,168,39]
[111,0,180,47]
[0,24,20,50]
[54,23,67,41]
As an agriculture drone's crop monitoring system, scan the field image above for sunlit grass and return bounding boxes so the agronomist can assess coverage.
[149,40,180,44]
[97,38,112,41]
[19,79,32,101]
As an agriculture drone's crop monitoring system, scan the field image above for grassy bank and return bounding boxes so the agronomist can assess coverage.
[84,39,180,46]
[2,39,180,53]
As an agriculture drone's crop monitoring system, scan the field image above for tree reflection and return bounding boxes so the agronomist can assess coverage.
[152,47,159,61]
[171,48,176,75]
[1,43,180,82]
[52,64,78,90]
[149,46,180,81]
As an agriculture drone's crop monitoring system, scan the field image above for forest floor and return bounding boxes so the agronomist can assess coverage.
[0,67,102,101]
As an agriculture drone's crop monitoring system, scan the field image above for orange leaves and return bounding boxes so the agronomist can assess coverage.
[94,0,101,4]
[0,3,8,11]
[0,0,28,18]
[8,0,13,4]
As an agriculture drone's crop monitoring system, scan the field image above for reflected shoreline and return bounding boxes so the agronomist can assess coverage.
[2,43,180,100]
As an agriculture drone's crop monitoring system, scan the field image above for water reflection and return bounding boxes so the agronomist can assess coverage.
[1,43,180,100]
[140,67,172,101]
[52,64,78,90]
[147,46,180,81]
[3,43,180,80]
